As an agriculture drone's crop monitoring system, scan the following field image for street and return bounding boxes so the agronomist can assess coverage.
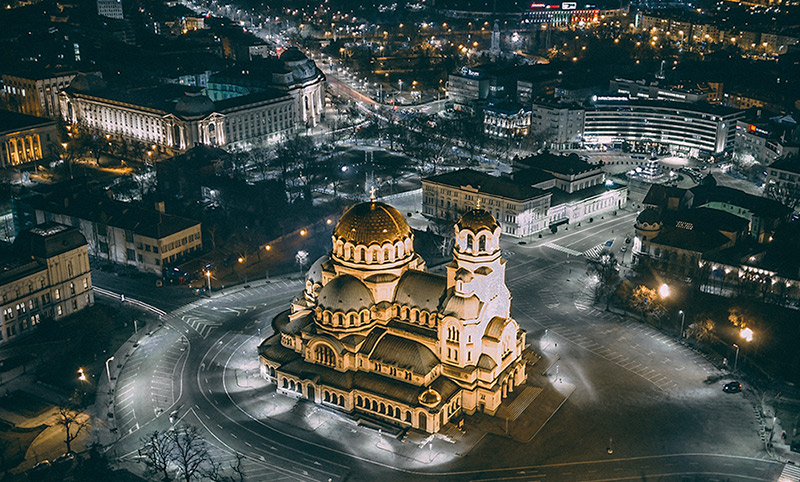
[93,204,786,481]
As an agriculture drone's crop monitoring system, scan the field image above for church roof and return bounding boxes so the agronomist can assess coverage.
[457,208,500,234]
[484,316,510,342]
[317,274,374,313]
[393,270,447,312]
[442,291,482,320]
[369,334,439,375]
[333,201,412,247]
[477,353,498,371]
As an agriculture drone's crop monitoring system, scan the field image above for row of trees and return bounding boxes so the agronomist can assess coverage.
[139,425,245,482]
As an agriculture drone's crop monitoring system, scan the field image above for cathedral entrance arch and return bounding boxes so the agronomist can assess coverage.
[307,384,315,400]
[419,413,427,431]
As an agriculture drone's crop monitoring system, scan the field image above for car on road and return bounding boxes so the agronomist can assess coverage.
[32,460,51,470]
[55,452,75,464]
[722,381,742,393]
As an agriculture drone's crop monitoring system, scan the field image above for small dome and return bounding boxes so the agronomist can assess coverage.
[175,92,215,116]
[333,202,412,247]
[637,208,662,226]
[317,274,374,313]
[418,387,441,407]
[457,209,500,233]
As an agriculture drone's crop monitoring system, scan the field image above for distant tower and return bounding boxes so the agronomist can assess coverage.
[655,60,666,80]
[490,20,501,59]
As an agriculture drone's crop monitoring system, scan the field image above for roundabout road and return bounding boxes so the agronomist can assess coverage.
[106,215,785,481]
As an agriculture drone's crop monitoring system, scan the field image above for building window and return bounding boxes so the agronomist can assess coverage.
[70,283,75,296]
[56,305,62,316]
[83,278,89,289]
[2,308,12,321]
[127,248,136,261]
[54,289,60,300]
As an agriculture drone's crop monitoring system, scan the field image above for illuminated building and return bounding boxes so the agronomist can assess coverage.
[59,75,295,151]
[523,2,599,27]
[2,69,82,118]
[765,157,800,209]
[530,99,585,148]
[0,223,93,345]
[59,49,324,150]
[0,111,58,168]
[22,191,202,275]
[423,154,627,237]
[483,101,531,138]
[96,0,123,19]
[259,200,527,433]
[583,97,744,158]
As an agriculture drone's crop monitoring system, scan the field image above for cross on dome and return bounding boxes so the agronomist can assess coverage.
[369,186,378,202]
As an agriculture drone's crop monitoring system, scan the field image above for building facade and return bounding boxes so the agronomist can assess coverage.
[60,49,324,151]
[2,70,80,118]
[96,0,124,19]
[530,100,585,148]
[0,223,93,345]
[583,98,744,157]
[0,111,58,168]
[765,157,800,210]
[259,201,528,433]
[22,192,202,275]
[423,162,627,238]
[483,103,531,138]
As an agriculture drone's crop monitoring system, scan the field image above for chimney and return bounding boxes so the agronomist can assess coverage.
[155,201,166,213]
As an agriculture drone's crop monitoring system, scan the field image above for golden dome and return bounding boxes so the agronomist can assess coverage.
[456,209,500,233]
[333,202,412,247]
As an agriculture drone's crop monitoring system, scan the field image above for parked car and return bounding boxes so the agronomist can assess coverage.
[722,381,742,393]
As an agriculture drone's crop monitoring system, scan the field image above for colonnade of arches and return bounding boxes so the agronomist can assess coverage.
[355,394,412,423]
[317,308,371,328]
[332,238,413,265]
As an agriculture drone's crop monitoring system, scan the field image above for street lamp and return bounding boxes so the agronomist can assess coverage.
[733,343,740,372]
[678,310,685,338]
[658,283,670,299]
[105,356,115,384]
[77,367,87,382]
[740,327,754,342]
[205,270,212,291]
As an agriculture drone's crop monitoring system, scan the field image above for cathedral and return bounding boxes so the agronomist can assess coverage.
[258,199,527,433]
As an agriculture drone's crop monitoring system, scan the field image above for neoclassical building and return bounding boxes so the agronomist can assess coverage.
[58,48,325,152]
[259,200,527,433]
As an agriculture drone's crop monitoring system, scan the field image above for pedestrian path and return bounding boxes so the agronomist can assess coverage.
[542,242,582,257]
[780,462,800,482]
[583,244,606,259]
[498,386,543,421]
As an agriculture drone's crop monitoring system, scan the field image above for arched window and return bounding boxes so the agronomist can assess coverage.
[479,235,486,252]
[466,235,474,251]
[384,247,390,262]
[357,395,363,406]
[315,344,336,367]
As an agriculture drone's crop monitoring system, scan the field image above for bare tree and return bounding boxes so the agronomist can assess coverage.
[585,249,620,310]
[205,452,246,482]
[139,430,174,481]
[168,425,212,482]
[55,394,88,454]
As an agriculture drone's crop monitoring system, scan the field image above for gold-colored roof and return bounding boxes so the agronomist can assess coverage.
[456,208,500,233]
[333,202,412,246]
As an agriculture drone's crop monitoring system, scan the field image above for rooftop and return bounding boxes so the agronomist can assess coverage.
[27,193,200,239]
[425,169,549,202]
[690,185,792,219]
[769,156,800,175]
[517,152,599,177]
[0,111,56,135]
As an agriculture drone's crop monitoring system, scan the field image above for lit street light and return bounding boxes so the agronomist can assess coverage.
[740,327,754,342]
[78,367,87,382]
[678,310,685,338]
[733,343,740,372]
[658,283,671,299]
[105,356,115,384]
[205,270,212,291]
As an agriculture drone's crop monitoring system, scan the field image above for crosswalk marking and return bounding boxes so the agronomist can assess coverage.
[582,244,606,259]
[542,242,583,256]
[780,462,800,481]
[181,314,222,338]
